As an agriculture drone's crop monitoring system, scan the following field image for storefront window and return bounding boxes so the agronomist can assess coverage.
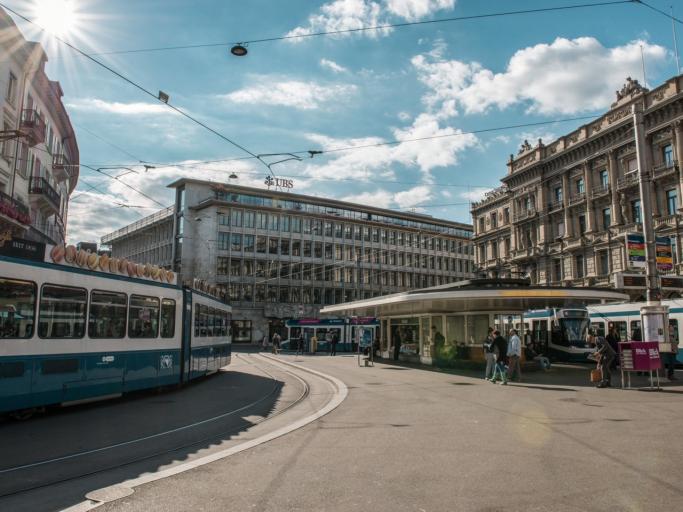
[390,318,420,356]
[231,320,252,343]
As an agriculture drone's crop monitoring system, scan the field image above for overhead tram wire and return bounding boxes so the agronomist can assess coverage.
[636,0,683,25]
[80,164,166,207]
[84,0,638,56]
[0,3,274,174]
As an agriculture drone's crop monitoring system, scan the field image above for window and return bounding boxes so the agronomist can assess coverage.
[626,157,637,174]
[292,239,301,256]
[598,251,609,275]
[335,223,343,238]
[478,218,485,233]
[490,212,497,228]
[303,218,311,234]
[243,234,255,252]
[324,222,332,237]
[217,231,229,250]
[269,238,279,254]
[344,224,352,239]
[231,233,242,251]
[160,299,176,338]
[602,207,611,229]
[599,169,609,188]
[663,144,674,166]
[292,217,302,233]
[304,240,312,257]
[281,238,290,255]
[281,215,290,232]
[667,189,678,215]
[256,213,267,229]
[128,295,159,338]
[269,214,279,231]
[0,278,35,338]
[231,209,242,227]
[372,228,379,242]
[503,208,510,224]
[230,259,241,276]
[554,187,563,204]
[6,72,17,105]
[88,290,127,338]
[576,178,584,195]
[256,235,266,253]
[553,259,562,282]
[39,285,87,338]
[631,200,641,224]
[556,221,565,239]
[244,211,255,228]
[576,255,584,279]
[578,215,586,234]
[217,257,229,275]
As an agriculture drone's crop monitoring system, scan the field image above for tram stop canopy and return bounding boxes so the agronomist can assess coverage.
[320,279,629,365]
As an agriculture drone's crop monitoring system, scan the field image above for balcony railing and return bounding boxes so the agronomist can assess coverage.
[29,177,61,212]
[547,199,563,212]
[513,206,537,222]
[653,160,677,176]
[20,109,46,147]
[52,153,71,181]
[0,190,31,225]
[654,214,678,230]
[591,183,610,199]
[568,192,586,206]
[617,172,639,190]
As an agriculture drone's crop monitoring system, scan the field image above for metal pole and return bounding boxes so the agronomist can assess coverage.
[632,103,659,303]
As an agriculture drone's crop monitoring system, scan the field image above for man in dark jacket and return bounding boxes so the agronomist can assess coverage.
[595,336,616,388]
[490,330,508,384]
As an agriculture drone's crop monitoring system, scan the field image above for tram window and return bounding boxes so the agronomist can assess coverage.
[128,295,159,338]
[194,303,200,336]
[669,319,679,342]
[592,321,605,337]
[160,299,176,338]
[208,307,215,337]
[38,284,87,339]
[610,321,627,341]
[0,278,35,339]
[89,290,127,339]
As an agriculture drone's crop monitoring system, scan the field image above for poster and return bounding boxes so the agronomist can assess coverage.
[626,234,646,269]
[656,236,674,272]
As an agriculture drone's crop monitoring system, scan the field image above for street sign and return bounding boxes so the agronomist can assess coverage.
[626,233,674,271]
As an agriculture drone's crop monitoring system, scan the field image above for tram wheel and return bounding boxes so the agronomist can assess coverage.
[9,408,37,421]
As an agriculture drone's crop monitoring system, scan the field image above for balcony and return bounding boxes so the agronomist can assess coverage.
[653,160,677,178]
[654,214,679,230]
[29,177,61,214]
[568,192,586,206]
[52,153,71,182]
[591,183,610,199]
[19,109,46,147]
[547,199,563,213]
[617,172,639,190]
[513,206,537,222]
[0,190,31,230]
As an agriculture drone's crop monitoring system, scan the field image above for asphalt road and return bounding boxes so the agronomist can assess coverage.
[0,354,308,512]
[94,354,683,512]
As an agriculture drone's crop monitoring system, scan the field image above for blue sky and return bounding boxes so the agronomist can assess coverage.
[7,0,683,242]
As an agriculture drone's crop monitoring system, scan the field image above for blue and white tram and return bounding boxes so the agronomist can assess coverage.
[524,307,593,362]
[588,300,683,364]
[0,245,231,416]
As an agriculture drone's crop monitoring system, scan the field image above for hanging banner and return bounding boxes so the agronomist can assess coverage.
[656,236,674,272]
[626,233,646,269]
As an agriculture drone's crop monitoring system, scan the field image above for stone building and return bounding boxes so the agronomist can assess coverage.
[471,74,683,300]
[0,8,79,245]
[103,179,475,343]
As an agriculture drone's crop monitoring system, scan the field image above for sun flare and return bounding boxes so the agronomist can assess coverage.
[33,0,78,37]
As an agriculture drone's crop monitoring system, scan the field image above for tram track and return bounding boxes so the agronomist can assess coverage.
[0,353,311,500]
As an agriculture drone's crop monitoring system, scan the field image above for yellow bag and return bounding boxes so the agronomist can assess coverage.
[590,369,602,383]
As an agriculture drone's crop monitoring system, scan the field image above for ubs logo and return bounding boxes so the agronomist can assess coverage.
[160,354,173,369]
[265,176,294,189]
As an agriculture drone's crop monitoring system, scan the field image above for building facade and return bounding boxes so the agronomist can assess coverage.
[104,180,474,343]
[471,75,683,300]
[0,9,79,245]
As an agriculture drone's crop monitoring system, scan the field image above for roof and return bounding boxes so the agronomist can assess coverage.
[320,279,629,317]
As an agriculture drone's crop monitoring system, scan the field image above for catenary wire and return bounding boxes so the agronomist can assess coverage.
[636,0,683,24]
[85,0,638,56]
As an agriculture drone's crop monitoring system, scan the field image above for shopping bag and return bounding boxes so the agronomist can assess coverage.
[590,369,602,383]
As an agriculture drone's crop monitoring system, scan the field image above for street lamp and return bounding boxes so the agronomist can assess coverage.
[230,44,248,56]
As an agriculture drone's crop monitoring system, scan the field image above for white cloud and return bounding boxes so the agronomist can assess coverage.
[224,80,357,110]
[394,185,433,208]
[286,0,455,40]
[459,187,493,202]
[320,58,349,73]
[385,0,455,22]
[342,190,394,208]
[66,98,177,116]
[397,111,411,121]
[412,37,669,116]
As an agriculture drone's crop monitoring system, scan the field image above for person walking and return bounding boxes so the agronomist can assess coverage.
[662,324,679,381]
[506,328,522,383]
[490,329,508,384]
[483,327,496,380]
[330,332,338,356]
[296,334,305,356]
[262,334,269,351]
[594,335,616,387]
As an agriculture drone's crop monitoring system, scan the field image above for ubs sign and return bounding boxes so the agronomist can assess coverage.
[265,176,294,189]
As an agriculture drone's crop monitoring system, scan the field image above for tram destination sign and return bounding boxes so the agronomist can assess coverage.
[616,273,683,290]
[0,236,45,262]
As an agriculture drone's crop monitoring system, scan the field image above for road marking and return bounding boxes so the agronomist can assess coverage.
[62,354,348,511]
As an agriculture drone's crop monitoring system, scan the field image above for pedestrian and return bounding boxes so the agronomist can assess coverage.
[662,323,679,381]
[262,334,268,351]
[271,333,281,354]
[393,330,402,361]
[311,333,318,354]
[525,340,551,370]
[594,335,616,388]
[606,323,621,363]
[296,335,305,356]
[506,328,522,383]
[490,329,508,384]
[330,332,338,356]
[483,327,495,380]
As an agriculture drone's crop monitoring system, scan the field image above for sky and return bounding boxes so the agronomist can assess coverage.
[5,0,683,243]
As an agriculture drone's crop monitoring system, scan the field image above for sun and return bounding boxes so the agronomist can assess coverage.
[33,0,78,37]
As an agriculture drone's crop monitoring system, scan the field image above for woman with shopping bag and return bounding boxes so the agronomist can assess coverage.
[590,335,616,388]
